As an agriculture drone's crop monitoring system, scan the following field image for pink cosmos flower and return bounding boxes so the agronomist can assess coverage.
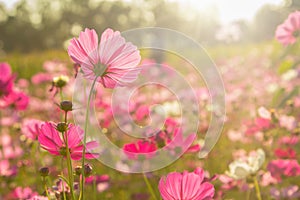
[274,148,296,159]
[85,175,110,193]
[9,187,37,200]
[0,62,14,97]
[218,175,239,190]
[68,28,141,88]
[38,122,99,160]
[22,119,43,140]
[267,159,300,181]
[278,136,299,146]
[279,115,297,131]
[123,140,157,160]
[31,73,53,85]
[166,128,200,154]
[260,171,278,187]
[275,11,300,45]
[1,90,29,110]
[158,167,215,200]
[245,117,272,135]
[135,105,150,121]
[0,159,17,177]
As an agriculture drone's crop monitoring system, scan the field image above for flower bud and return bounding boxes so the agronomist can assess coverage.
[60,101,73,112]
[75,166,82,176]
[53,75,69,88]
[84,164,93,177]
[56,122,68,132]
[39,167,49,177]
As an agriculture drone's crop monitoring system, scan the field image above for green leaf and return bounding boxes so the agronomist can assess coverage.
[278,60,294,75]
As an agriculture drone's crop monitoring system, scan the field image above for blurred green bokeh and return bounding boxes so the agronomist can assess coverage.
[0,0,299,54]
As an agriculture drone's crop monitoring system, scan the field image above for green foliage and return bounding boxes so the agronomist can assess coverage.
[278,59,294,74]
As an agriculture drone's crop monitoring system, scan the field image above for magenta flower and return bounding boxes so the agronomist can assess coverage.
[274,148,296,159]
[123,140,157,160]
[38,122,99,160]
[0,62,14,97]
[22,119,43,140]
[267,159,300,181]
[276,11,300,45]
[158,167,215,200]
[68,28,141,88]
[1,90,29,110]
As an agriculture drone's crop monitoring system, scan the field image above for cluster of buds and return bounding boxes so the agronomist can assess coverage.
[75,164,93,177]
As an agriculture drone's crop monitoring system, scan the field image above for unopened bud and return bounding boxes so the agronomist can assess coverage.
[57,122,68,132]
[53,75,69,88]
[60,101,73,112]
[39,167,49,177]
[75,166,82,176]
[84,164,93,177]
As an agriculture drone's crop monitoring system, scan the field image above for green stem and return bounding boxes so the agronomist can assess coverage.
[93,176,97,197]
[60,159,67,200]
[59,88,64,101]
[143,173,158,200]
[64,111,75,200]
[246,187,251,200]
[79,76,99,200]
[253,176,262,200]
[43,177,51,200]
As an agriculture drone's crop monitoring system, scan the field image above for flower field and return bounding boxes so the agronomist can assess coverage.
[0,8,300,200]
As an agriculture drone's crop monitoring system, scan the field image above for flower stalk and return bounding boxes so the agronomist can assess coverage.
[63,110,75,200]
[253,175,262,200]
[79,75,99,200]
[143,173,158,200]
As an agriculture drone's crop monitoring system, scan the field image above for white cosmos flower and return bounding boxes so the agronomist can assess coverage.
[226,149,265,180]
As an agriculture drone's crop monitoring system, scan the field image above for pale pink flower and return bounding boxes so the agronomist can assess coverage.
[68,28,141,88]
[158,167,215,200]
[260,172,278,186]
[22,119,44,140]
[0,159,17,177]
[85,175,110,193]
[31,73,53,85]
[218,175,238,190]
[270,185,300,200]
[43,60,67,73]
[279,115,297,130]
[38,122,99,160]
[294,96,300,107]
[166,128,200,154]
[276,11,300,45]
[278,136,299,146]
[135,105,150,121]
[9,187,37,199]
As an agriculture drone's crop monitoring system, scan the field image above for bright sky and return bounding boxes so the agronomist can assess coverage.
[0,0,284,24]
[182,0,284,23]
